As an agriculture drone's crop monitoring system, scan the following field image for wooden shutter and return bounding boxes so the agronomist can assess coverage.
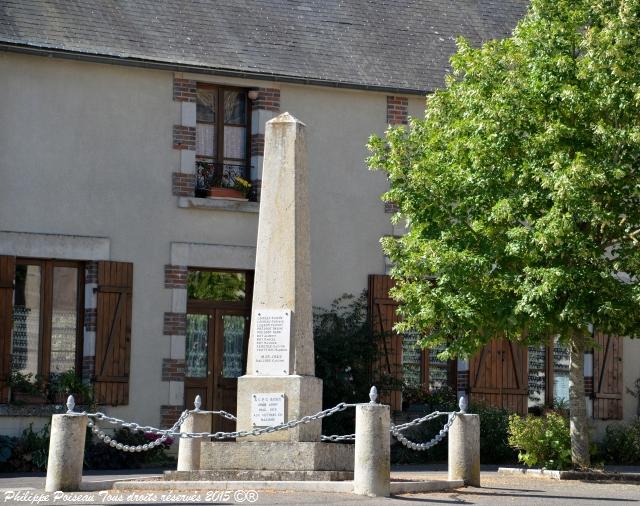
[94,261,133,405]
[469,339,528,415]
[593,332,623,420]
[368,275,403,411]
[0,256,16,402]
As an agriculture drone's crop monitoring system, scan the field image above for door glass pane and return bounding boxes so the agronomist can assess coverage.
[186,314,208,378]
[528,345,546,409]
[223,91,246,125]
[11,265,41,376]
[50,266,78,374]
[223,126,246,159]
[187,271,246,302]
[553,337,570,404]
[222,315,245,378]
[402,331,421,388]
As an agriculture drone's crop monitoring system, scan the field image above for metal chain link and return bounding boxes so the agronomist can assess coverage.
[391,410,451,432]
[86,409,192,453]
[390,411,458,451]
[64,389,463,452]
[321,433,355,442]
[193,410,237,421]
[172,402,356,440]
[82,402,355,450]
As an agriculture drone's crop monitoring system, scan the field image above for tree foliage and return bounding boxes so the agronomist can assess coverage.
[368,0,640,356]
[187,271,245,301]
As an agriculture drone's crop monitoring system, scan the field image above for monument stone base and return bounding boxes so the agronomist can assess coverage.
[236,375,323,442]
[164,469,353,482]
[197,441,354,474]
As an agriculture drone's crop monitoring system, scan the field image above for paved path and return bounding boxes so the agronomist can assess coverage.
[0,468,638,505]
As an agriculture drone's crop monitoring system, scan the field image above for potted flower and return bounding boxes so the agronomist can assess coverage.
[208,175,251,201]
[8,371,47,404]
[47,369,92,405]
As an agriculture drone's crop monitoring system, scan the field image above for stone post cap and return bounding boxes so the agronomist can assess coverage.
[267,112,306,126]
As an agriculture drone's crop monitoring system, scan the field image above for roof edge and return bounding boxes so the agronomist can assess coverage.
[0,42,431,96]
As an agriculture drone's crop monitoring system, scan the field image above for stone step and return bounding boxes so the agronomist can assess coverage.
[165,470,353,481]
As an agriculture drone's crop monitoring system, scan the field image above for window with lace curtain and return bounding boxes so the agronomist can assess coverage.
[195,85,251,198]
[9,259,84,399]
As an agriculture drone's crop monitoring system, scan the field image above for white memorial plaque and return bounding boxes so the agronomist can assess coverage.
[251,393,286,426]
[254,309,291,375]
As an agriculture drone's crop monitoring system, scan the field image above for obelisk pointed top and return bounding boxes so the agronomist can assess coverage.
[267,111,306,126]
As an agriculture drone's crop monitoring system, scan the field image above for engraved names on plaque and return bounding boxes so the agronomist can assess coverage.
[251,393,286,426]
[254,309,291,375]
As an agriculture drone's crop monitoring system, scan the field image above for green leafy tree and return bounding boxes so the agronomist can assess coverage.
[187,271,245,301]
[368,0,640,468]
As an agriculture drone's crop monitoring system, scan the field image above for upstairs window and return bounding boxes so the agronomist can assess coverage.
[195,85,251,198]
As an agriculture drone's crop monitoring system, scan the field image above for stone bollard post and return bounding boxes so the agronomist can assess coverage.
[45,397,87,492]
[177,397,212,472]
[448,409,481,487]
[353,387,390,497]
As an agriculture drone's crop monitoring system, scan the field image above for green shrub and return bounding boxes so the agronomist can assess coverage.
[601,419,640,465]
[0,425,175,472]
[508,411,571,470]
[0,424,50,472]
[474,402,518,464]
[314,293,382,437]
[84,428,175,470]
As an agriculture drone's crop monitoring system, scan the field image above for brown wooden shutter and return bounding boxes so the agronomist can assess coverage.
[368,274,403,411]
[94,261,133,405]
[0,256,16,402]
[469,339,528,415]
[593,332,623,420]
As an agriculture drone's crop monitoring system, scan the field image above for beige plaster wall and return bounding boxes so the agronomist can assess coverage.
[0,52,414,433]
[279,84,398,305]
[0,52,258,431]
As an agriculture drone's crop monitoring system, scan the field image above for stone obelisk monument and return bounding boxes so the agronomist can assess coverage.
[235,112,322,441]
[193,113,353,479]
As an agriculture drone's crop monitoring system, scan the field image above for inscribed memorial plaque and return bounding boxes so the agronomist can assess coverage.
[251,393,285,426]
[254,309,290,375]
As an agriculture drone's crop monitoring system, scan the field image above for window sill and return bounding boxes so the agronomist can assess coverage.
[178,196,259,214]
[0,403,88,417]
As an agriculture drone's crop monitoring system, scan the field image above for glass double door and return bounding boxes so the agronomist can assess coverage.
[184,305,249,432]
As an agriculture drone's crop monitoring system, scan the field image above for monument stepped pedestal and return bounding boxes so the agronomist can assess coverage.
[165,441,354,481]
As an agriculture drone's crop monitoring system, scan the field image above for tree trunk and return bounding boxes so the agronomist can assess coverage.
[569,332,590,468]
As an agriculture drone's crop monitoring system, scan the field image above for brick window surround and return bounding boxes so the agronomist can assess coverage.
[253,88,280,112]
[387,96,408,125]
[161,358,185,381]
[171,172,195,197]
[172,125,196,150]
[164,264,188,289]
[163,312,186,335]
[173,78,197,102]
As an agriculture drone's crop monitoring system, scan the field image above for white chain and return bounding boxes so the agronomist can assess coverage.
[171,402,355,440]
[390,412,458,451]
[193,410,237,421]
[83,403,355,450]
[64,391,464,452]
[321,433,355,442]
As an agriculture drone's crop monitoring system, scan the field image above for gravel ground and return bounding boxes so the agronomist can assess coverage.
[0,469,638,505]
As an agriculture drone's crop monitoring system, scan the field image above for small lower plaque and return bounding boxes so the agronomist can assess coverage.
[251,393,286,427]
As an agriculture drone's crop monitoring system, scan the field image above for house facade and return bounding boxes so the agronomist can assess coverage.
[0,0,637,439]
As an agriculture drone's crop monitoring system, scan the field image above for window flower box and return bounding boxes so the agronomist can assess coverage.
[208,187,247,200]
